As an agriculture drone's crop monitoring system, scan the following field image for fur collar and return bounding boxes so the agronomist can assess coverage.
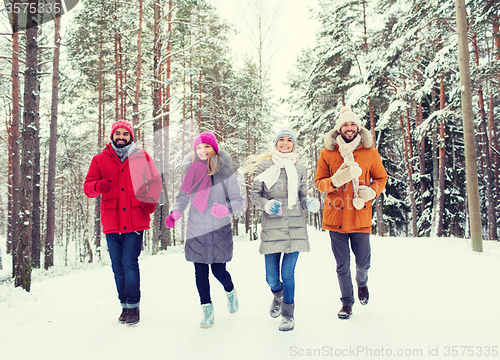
[324,125,374,151]
[181,149,234,177]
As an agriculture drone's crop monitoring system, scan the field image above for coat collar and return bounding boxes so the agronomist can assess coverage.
[324,125,374,151]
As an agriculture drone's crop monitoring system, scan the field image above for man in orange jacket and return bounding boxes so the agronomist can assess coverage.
[315,106,388,320]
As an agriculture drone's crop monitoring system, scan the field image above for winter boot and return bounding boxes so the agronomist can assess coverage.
[358,285,369,305]
[126,307,140,326]
[118,308,128,324]
[338,305,352,320]
[200,303,215,328]
[226,288,239,314]
[270,289,283,318]
[279,302,295,331]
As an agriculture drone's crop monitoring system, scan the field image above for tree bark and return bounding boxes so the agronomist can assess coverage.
[45,4,61,269]
[455,0,483,251]
[16,0,39,290]
[9,3,21,278]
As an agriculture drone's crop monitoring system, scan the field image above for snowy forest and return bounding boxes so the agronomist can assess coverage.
[0,0,499,292]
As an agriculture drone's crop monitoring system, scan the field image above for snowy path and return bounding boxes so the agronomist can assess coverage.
[1,228,500,360]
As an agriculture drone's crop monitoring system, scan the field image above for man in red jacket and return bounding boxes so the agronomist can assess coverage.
[84,120,161,326]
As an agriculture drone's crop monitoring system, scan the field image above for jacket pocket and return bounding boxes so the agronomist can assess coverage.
[100,199,118,230]
[130,197,149,228]
[324,199,343,227]
[354,202,372,228]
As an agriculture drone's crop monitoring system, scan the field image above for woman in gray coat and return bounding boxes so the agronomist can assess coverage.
[165,131,243,329]
[246,127,320,331]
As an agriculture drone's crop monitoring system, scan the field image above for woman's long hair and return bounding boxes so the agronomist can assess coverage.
[192,152,224,176]
[242,148,276,174]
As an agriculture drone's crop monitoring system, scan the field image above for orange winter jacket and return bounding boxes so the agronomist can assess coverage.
[314,126,388,234]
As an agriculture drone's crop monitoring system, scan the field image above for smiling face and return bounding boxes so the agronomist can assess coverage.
[112,127,132,148]
[196,143,216,160]
[276,136,294,153]
[340,122,359,143]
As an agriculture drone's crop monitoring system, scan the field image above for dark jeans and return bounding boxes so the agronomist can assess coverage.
[194,262,234,305]
[329,231,371,306]
[106,231,143,308]
[264,252,299,305]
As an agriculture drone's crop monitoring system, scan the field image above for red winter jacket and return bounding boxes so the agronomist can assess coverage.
[84,143,162,234]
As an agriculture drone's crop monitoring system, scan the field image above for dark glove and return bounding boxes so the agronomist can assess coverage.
[141,198,156,214]
[96,179,113,194]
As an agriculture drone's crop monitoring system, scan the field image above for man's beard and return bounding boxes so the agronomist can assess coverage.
[113,139,132,148]
[341,132,358,143]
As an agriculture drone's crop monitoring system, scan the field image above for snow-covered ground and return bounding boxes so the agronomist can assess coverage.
[1,227,499,360]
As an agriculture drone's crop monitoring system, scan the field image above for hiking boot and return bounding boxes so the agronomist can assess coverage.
[270,289,283,318]
[118,308,128,324]
[358,285,369,305]
[200,303,214,328]
[226,288,239,314]
[279,302,295,331]
[338,305,352,320]
[126,307,140,326]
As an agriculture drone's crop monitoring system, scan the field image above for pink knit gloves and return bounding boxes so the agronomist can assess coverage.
[165,210,181,228]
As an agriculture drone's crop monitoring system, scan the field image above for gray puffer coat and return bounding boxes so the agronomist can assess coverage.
[250,159,310,254]
[172,150,243,264]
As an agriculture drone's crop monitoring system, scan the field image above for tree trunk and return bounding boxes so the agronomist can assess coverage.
[160,0,174,250]
[132,0,143,127]
[45,6,61,269]
[16,0,38,290]
[10,6,21,278]
[401,109,418,236]
[152,0,162,255]
[471,31,497,240]
[455,0,482,251]
[488,91,499,234]
[436,76,446,237]
[31,41,42,269]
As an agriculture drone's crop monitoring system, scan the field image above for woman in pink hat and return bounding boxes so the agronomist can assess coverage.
[165,131,243,328]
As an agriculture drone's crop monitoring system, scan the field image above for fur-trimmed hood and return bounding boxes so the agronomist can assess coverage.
[323,125,374,151]
[181,149,234,177]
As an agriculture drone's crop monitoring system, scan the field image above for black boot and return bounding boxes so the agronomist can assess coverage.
[358,286,369,305]
[338,305,352,320]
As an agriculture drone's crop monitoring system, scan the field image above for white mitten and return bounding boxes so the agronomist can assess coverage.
[358,185,377,202]
[306,198,321,213]
[331,163,362,187]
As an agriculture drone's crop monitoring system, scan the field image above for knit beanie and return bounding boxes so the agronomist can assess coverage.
[193,131,219,154]
[110,120,134,141]
[334,106,362,132]
[274,126,297,149]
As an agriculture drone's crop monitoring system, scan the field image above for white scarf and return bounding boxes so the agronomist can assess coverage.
[254,151,298,209]
[336,134,361,199]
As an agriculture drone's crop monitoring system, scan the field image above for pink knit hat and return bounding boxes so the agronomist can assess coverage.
[110,120,134,141]
[193,131,219,153]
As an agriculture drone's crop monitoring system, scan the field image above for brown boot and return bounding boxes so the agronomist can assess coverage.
[126,307,140,326]
[338,305,352,320]
[118,308,128,324]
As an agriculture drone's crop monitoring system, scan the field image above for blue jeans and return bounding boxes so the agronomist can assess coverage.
[264,252,299,305]
[106,231,143,308]
[194,262,234,305]
[329,231,371,306]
